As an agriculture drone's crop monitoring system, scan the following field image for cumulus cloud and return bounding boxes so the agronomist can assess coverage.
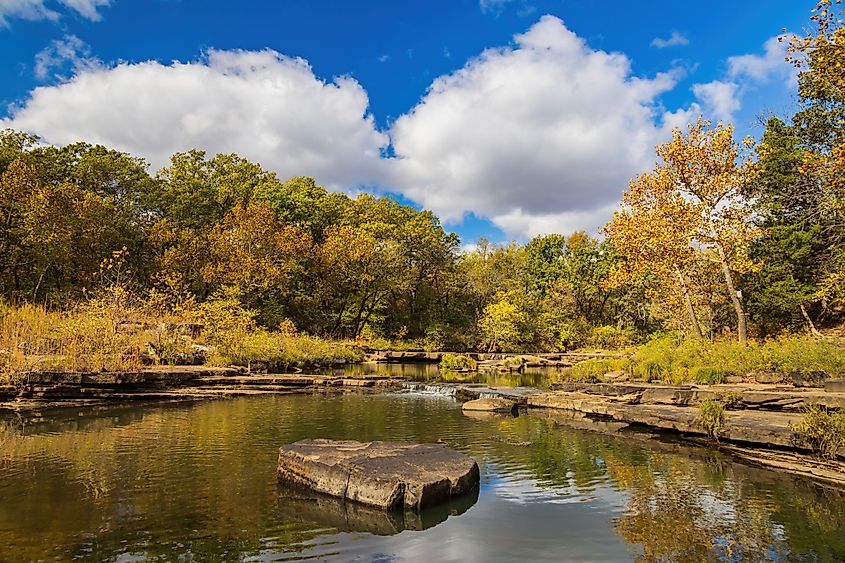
[692,34,795,124]
[5,15,697,239]
[34,34,100,80]
[4,49,389,187]
[0,0,110,26]
[387,15,688,237]
[651,31,689,49]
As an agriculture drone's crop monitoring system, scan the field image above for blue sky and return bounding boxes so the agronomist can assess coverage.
[0,0,811,245]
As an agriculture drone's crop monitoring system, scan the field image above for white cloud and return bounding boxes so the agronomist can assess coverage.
[34,34,100,80]
[479,0,513,14]
[691,80,740,123]
[727,35,793,85]
[387,15,688,237]
[57,0,109,21]
[4,16,697,239]
[651,31,689,49]
[0,0,59,25]
[0,0,110,25]
[692,34,796,124]
[4,49,389,188]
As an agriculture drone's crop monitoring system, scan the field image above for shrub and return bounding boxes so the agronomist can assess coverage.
[698,399,726,440]
[792,404,845,459]
[440,354,477,371]
[590,325,638,350]
[570,358,633,382]
[690,366,727,385]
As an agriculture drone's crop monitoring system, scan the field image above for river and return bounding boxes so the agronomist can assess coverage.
[1,384,844,561]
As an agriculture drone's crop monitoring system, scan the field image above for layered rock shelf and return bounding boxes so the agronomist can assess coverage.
[527,381,845,485]
[277,439,480,510]
[1,367,405,411]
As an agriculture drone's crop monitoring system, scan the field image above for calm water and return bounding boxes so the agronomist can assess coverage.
[1,392,844,562]
[325,361,567,389]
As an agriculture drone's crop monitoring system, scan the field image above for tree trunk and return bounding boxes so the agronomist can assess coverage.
[800,302,823,338]
[712,237,748,345]
[674,264,703,339]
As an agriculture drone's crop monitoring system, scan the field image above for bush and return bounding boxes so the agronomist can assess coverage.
[590,325,638,350]
[440,354,477,371]
[698,399,726,440]
[626,333,845,384]
[570,358,633,382]
[792,404,845,459]
[690,366,727,385]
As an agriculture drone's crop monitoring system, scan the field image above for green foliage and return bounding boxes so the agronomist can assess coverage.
[569,358,633,382]
[627,333,845,384]
[439,354,477,371]
[698,399,726,440]
[792,404,845,460]
[690,366,727,385]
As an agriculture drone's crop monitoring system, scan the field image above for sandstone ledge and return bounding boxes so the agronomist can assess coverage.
[277,439,479,510]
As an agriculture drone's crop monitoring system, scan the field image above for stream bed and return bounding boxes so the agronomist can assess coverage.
[1,390,844,561]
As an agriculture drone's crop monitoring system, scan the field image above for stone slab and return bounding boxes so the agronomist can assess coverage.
[462,397,518,414]
[277,439,479,510]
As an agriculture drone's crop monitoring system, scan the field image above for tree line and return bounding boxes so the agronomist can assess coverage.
[0,1,841,351]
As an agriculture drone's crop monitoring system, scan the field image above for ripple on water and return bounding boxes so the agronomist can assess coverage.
[1,393,845,562]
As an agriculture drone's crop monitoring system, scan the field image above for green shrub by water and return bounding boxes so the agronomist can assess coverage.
[628,334,845,384]
[569,358,633,382]
[439,354,477,371]
[792,404,845,459]
[698,399,726,440]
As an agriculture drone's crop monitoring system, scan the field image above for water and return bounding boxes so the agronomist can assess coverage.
[1,392,844,562]
[325,362,570,389]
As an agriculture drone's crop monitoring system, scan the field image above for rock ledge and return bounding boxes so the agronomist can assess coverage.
[277,439,479,510]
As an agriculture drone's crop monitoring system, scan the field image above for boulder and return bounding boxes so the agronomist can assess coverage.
[462,397,518,415]
[277,439,479,511]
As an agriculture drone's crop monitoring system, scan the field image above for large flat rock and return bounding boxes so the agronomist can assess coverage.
[462,397,517,414]
[277,439,479,510]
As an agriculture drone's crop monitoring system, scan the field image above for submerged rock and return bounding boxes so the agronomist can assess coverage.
[462,397,518,414]
[277,439,479,510]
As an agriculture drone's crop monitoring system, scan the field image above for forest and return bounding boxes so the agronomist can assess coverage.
[0,1,843,374]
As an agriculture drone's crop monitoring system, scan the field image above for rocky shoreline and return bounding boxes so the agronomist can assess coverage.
[525,381,845,487]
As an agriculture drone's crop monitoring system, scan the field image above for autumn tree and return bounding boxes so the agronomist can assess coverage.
[606,118,757,343]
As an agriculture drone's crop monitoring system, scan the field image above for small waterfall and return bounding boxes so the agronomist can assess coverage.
[400,382,457,397]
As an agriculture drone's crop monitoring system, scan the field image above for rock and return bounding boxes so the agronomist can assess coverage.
[277,439,479,511]
[825,379,845,393]
[462,397,517,414]
[726,376,744,384]
[753,372,784,384]
[791,370,828,388]
[602,370,629,383]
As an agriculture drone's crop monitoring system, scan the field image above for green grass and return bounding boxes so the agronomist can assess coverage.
[568,358,633,382]
[439,353,477,371]
[626,333,845,384]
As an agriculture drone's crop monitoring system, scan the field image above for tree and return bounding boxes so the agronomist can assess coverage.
[606,118,757,343]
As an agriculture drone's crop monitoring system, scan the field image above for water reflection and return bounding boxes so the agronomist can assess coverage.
[277,483,479,535]
[326,361,571,389]
[0,394,843,561]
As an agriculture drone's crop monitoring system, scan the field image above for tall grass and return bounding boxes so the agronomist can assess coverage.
[562,333,845,385]
[629,334,845,384]
[0,286,364,380]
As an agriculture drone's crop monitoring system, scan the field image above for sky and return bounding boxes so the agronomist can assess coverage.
[0,0,812,245]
